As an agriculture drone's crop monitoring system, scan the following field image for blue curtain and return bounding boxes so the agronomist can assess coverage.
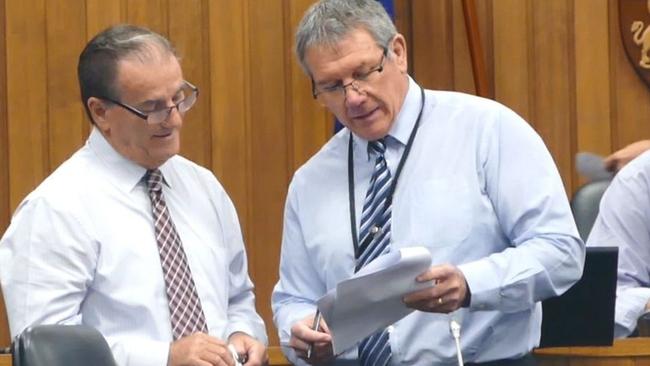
[334,0,394,133]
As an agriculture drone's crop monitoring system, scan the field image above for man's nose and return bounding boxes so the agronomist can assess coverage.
[344,82,366,106]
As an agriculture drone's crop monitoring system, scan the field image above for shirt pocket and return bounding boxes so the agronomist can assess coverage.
[398,178,473,248]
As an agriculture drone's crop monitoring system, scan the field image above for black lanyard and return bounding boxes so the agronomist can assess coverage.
[348,86,426,258]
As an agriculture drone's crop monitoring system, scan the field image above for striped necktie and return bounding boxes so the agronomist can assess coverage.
[357,139,393,366]
[147,169,208,339]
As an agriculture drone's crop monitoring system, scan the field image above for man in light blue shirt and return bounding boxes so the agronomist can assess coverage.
[271,1,584,365]
[588,151,650,337]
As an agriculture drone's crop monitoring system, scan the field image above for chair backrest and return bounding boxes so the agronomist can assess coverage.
[570,179,611,241]
[540,246,618,347]
[12,324,117,366]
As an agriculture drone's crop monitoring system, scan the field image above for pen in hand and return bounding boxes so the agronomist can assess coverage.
[306,310,322,359]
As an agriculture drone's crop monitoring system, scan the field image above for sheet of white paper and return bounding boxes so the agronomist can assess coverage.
[317,246,433,354]
[576,152,613,182]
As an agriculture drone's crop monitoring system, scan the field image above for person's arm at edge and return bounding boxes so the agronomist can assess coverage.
[587,157,650,337]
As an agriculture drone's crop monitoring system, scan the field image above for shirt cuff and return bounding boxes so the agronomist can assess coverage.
[225,322,267,344]
[616,287,650,337]
[458,259,500,311]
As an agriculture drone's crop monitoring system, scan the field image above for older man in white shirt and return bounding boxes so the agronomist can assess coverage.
[0,24,267,366]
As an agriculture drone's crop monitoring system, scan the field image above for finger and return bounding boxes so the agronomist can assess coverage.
[289,336,311,352]
[403,287,443,304]
[416,264,457,282]
[201,344,235,366]
[292,323,332,343]
[199,334,228,348]
[319,318,331,334]
[415,267,440,282]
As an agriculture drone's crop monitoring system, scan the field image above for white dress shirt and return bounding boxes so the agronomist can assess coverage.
[587,151,650,337]
[272,77,584,365]
[0,127,267,366]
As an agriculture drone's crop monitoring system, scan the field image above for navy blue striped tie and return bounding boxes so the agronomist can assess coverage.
[357,139,392,366]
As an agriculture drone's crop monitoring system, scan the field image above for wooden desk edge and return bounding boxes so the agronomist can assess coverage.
[534,338,650,357]
[0,349,289,366]
[3,340,649,365]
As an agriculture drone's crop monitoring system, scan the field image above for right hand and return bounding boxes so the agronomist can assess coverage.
[604,140,650,173]
[289,313,333,364]
[168,332,235,366]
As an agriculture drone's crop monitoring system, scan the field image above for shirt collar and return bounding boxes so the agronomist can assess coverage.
[87,127,173,192]
[350,76,423,160]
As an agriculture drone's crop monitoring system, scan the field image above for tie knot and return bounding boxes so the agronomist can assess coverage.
[369,138,387,156]
[146,169,164,193]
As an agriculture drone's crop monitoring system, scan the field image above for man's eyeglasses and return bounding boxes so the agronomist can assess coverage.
[101,81,199,125]
[311,48,387,101]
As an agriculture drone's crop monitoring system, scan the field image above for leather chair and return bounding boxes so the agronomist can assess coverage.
[12,324,117,366]
[570,179,611,241]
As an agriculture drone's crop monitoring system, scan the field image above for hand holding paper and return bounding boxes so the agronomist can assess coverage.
[402,263,470,313]
[316,246,434,354]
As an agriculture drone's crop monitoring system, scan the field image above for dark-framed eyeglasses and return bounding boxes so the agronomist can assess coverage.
[100,80,199,125]
[311,47,387,100]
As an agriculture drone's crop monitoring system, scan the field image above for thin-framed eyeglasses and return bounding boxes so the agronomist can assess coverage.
[311,47,388,100]
[100,80,199,125]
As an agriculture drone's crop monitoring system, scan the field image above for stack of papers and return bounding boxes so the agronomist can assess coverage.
[317,246,433,354]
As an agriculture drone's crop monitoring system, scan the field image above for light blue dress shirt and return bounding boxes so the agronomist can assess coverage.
[272,77,584,365]
[587,151,650,338]
[0,128,267,366]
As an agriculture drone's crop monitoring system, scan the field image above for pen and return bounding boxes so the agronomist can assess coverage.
[306,310,322,359]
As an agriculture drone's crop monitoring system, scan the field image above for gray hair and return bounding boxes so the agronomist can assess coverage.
[77,24,178,124]
[295,0,397,75]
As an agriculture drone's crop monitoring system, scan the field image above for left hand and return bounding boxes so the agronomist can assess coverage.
[403,264,469,313]
[228,332,268,366]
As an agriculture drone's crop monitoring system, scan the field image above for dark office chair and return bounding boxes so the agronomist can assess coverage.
[12,324,117,366]
[570,179,611,241]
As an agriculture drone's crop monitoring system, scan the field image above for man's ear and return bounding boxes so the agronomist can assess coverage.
[390,34,408,74]
[88,97,110,133]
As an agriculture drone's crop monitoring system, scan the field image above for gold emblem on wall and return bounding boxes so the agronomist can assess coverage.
[620,0,650,85]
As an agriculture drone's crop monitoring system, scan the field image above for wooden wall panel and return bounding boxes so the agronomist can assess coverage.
[531,0,575,193]
[411,0,454,89]
[452,0,476,94]
[493,0,532,120]
[247,1,288,346]
[169,0,211,168]
[126,0,167,36]
[85,0,123,41]
[574,0,611,157]
[3,0,650,351]
[0,0,8,347]
[6,0,48,212]
[207,0,250,236]
[0,0,8,249]
[574,0,611,187]
[46,1,87,169]
[287,0,331,173]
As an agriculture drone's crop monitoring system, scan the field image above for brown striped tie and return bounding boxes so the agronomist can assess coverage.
[147,169,208,340]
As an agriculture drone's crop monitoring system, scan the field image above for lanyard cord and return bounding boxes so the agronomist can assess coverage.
[348,86,426,258]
